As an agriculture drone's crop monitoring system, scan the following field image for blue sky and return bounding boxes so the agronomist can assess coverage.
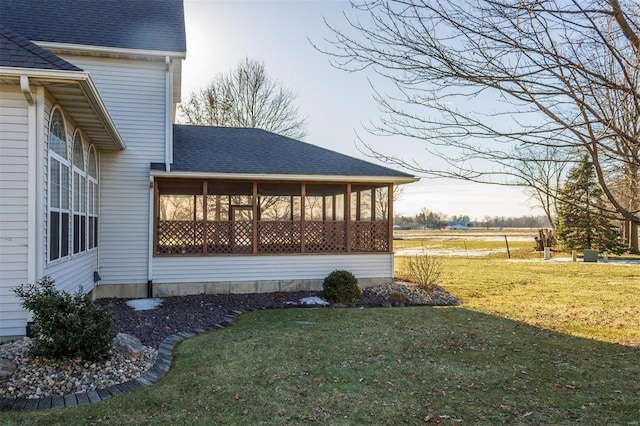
[181,0,542,220]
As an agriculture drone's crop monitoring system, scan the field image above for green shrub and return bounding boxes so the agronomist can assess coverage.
[323,270,361,303]
[13,276,113,361]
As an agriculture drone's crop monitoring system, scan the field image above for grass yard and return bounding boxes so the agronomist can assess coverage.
[2,230,639,424]
[1,308,638,425]
[396,256,640,348]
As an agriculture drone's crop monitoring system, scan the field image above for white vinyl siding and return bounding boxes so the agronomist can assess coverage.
[152,253,393,285]
[61,55,168,285]
[43,250,98,295]
[0,85,30,338]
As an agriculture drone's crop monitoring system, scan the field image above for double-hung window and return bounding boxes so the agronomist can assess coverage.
[72,132,86,254]
[87,147,98,250]
[49,109,70,261]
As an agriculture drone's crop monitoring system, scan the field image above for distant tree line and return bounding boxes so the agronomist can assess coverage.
[394,208,550,230]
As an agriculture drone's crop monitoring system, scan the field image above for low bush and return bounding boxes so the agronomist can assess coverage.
[404,249,442,291]
[13,276,113,361]
[323,270,361,303]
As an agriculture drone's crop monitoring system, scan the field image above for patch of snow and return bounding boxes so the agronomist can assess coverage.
[507,257,640,265]
[298,296,330,306]
[126,298,163,311]
[396,247,504,257]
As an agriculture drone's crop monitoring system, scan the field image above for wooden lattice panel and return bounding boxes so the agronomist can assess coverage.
[258,221,301,253]
[157,219,389,255]
[350,221,389,252]
[205,221,231,253]
[233,221,253,254]
[205,221,254,254]
[305,221,347,253]
[157,220,204,254]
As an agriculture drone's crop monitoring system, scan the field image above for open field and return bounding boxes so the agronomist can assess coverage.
[394,228,640,260]
[394,228,539,258]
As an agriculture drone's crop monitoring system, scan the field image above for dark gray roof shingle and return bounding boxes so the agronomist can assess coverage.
[0,26,82,71]
[0,0,186,53]
[161,125,414,179]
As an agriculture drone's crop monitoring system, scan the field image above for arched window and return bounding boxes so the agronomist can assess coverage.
[49,108,70,261]
[72,131,86,254]
[87,147,98,250]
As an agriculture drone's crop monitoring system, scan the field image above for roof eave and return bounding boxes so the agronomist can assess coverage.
[150,170,419,185]
[38,41,186,60]
[0,66,125,151]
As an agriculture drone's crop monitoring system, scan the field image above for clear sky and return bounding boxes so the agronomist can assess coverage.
[181,0,543,220]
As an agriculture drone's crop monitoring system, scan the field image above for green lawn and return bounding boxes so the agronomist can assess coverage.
[2,246,639,424]
[2,307,638,425]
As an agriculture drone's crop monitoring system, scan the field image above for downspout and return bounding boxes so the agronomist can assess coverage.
[148,176,154,298]
[35,86,45,281]
[164,56,172,172]
[21,76,36,287]
[148,55,174,297]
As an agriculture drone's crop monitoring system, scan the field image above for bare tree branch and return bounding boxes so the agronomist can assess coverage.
[318,0,639,229]
[178,58,308,139]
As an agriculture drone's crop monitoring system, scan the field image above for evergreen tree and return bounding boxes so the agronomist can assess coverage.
[555,155,627,254]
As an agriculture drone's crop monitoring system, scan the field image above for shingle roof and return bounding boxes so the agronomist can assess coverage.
[0,0,186,53]
[0,26,82,71]
[157,125,414,179]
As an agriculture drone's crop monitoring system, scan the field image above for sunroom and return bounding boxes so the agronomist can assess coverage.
[154,179,393,256]
[147,125,417,296]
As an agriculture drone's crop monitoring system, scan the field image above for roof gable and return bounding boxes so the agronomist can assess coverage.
[0,0,186,53]
[164,125,414,180]
[0,26,82,71]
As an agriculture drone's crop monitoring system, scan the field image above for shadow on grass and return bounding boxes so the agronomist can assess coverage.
[2,306,639,425]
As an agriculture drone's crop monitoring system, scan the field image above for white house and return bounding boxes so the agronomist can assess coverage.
[0,0,417,340]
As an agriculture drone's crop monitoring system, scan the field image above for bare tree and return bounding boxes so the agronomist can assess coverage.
[520,145,573,226]
[320,0,640,241]
[179,58,308,139]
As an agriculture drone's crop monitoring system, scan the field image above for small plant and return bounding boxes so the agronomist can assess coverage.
[13,276,113,361]
[404,249,442,291]
[389,292,408,303]
[323,270,361,303]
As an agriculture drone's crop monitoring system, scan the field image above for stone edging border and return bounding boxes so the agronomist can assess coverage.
[0,310,247,412]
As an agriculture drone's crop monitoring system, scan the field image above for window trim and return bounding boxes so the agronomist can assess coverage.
[87,145,99,251]
[72,130,87,255]
[47,107,99,264]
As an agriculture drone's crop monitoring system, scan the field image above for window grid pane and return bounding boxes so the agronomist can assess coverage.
[61,164,70,210]
[50,159,60,208]
[73,135,84,169]
[50,110,67,158]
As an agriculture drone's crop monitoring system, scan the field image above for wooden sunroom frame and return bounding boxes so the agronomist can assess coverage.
[152,177,395,256]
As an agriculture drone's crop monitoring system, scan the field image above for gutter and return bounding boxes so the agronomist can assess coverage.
[149,170,420,185]
[35,41,186,61]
